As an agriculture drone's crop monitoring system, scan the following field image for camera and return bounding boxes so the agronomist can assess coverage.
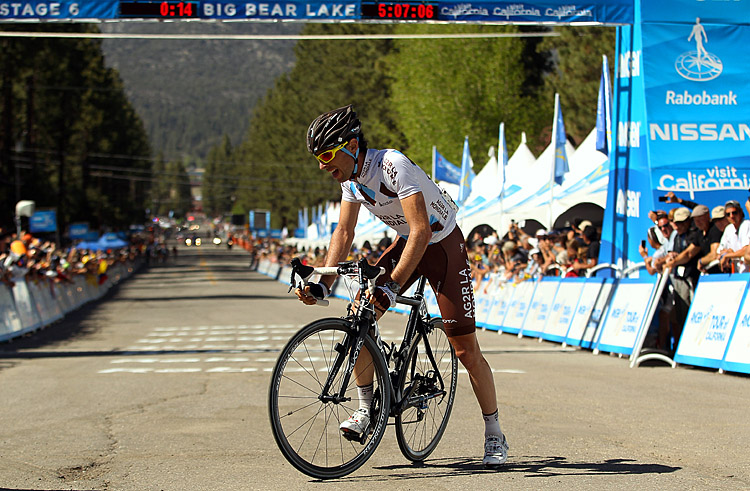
[658,195,669,202]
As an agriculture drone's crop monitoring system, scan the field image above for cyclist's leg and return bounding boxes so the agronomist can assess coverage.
[350,237,418,388]
[418,226,499,415]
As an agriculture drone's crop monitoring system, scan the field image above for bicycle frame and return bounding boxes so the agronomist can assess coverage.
[310,263,446,419]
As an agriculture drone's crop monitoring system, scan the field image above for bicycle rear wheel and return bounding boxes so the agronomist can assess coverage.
[268,318,391,479]
[395,318,457,461]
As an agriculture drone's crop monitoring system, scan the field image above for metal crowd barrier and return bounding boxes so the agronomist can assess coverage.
[0,261,142,343]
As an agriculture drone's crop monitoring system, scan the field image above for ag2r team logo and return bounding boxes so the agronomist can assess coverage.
[675,18,723,82]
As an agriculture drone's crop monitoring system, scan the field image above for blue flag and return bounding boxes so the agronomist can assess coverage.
[432,147,461,185]
[458,136,476,204]
[553,93,569,186]
[595,55,612,155]
[498,122,508,192]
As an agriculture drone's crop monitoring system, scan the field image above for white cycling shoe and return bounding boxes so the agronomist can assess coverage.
[483,433,509,466]
[340,408,370,438]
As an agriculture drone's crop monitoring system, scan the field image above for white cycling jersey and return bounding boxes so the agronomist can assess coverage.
[341,148,456,244]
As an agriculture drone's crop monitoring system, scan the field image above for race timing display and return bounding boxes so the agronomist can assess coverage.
[0,0,634,23]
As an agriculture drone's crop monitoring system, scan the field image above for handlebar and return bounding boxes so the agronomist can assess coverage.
[289,257,386,307]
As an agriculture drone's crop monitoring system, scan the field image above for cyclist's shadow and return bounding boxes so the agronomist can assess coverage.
[358,456,680,481]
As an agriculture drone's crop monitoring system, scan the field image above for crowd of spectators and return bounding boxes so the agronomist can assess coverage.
[238,194,750,357]
[241,217,604,294]
[637,193,750,353]
[463,218,602,292]
[0,228,145,290]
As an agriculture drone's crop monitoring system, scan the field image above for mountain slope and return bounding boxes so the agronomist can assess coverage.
[100,21,300,160]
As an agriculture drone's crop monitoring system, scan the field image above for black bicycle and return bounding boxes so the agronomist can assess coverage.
[268,257,458,479]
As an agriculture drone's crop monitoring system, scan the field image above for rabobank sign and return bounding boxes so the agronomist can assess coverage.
[641,19,750,208]
[675,18,723,82]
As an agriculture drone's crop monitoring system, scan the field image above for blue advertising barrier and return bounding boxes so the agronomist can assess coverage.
[563,277,610,348]
[594,275,660,356]
[674,274,749,370]
[518,277,561,339]
[540,277,586,344]
[720,276,750,374]
[482,281,514,332]
[262,258,750,375]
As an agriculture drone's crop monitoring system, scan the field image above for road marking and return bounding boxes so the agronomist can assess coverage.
[99,324,526,376]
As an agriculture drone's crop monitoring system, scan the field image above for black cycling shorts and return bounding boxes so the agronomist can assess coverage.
[375,225,475,337]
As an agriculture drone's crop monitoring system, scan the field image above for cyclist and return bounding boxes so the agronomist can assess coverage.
[295,105,508,466]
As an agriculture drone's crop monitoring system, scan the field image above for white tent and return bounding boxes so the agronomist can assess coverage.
[460,128,607,233]
[455,134,538,233]
[458,134,576,234]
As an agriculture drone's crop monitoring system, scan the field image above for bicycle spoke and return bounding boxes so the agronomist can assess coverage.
[270,319,391,479]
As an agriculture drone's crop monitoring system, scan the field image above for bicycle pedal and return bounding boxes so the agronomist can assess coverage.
[341,429,368,445]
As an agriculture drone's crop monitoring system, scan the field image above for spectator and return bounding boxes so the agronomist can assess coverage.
[572,219,591,238]
[470,242,491,288]
[561,239,582,277]
[692,205,723,274]
[535,230,557,273]
[501,240,527,281]
[641,214,675,276]
[523,248,545,280]
[570,225,600,275]
[646,210,669,249]
[717,199,750,273]
[664,207,702,348]
[709,206,730,236]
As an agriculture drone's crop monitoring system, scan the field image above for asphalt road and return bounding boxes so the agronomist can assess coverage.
[0,245,748,490]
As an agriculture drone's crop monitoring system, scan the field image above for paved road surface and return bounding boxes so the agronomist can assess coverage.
[1,245,748,490]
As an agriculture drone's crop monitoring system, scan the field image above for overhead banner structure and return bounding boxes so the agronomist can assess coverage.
[5,0,750,273]
[0,0,634,22]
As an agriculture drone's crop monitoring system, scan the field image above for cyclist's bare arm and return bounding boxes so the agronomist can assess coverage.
[390,192,431,287]
[323,200,361,285]
[295,200,360,304]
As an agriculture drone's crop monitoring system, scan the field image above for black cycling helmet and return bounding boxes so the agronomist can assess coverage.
[306,105,361,154]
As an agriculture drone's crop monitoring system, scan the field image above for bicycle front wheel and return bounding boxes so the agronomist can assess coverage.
[268,318,391,479]
[395,318,458,461]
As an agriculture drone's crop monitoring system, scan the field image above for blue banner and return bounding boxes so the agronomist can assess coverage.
[643,21,750,211]
[498,122,508,189]
[641,0,750,26]
[433,148,461,185]
[434,1,632,24]
[0,0,118,19]
[0,0,633,23]
[595,55,612,155]
[68,222,89,239]
[553,93,569,185]
[458,136,475,203]
[599,21,655,272]
[29,210,57,233]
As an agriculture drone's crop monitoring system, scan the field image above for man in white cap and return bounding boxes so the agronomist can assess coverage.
[664,207,701,350]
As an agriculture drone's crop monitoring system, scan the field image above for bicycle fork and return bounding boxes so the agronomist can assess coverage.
[318,318,371,405]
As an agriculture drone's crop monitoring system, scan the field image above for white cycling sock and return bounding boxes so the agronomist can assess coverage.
[357,383,374,412]
[483,409,502,437]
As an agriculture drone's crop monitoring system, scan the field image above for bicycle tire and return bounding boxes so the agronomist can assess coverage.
[395,318,458,461]
[268,318,391,479]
